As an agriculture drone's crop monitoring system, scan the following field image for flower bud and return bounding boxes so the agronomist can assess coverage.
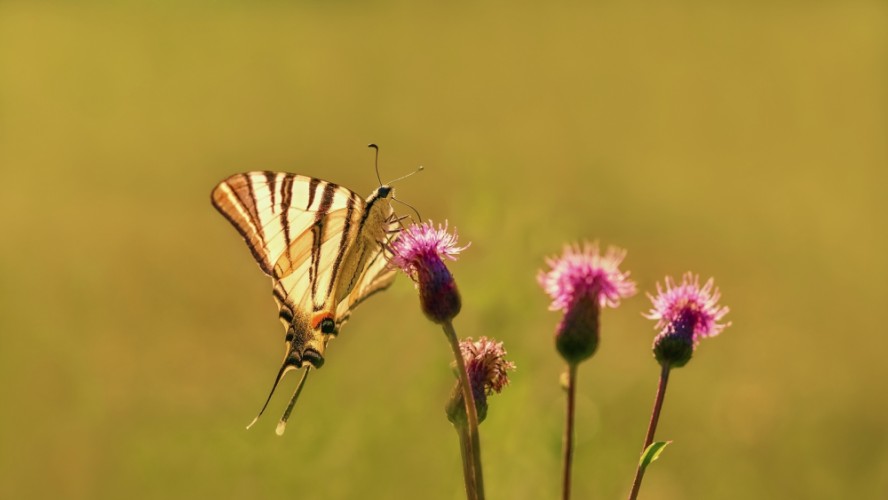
[446,383,488,427]
[418,260,462,324]
[652,329,694,368]
[555,295,600,365]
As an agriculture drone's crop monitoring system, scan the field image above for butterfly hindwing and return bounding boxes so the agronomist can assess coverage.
[273,203,360,319]
[335,218,400,329]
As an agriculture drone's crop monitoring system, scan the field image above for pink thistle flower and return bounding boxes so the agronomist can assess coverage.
[447,337,516,425]
[538,242,637,311]
[645,273,731,368]
[646,273,731,343]
[390,220,469,324]
[538,242,637,365]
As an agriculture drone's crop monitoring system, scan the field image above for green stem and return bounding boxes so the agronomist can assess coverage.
[628,365,671,500]
[444,320,485,500]
[562,363,578,500]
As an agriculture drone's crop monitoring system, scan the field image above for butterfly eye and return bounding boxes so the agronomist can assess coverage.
[320,318,336,334]
[377,185,392,198]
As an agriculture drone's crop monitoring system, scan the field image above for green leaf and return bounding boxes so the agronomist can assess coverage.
[638,441,672,470]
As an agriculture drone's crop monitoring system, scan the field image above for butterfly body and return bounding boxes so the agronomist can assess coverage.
[211,172,398,373]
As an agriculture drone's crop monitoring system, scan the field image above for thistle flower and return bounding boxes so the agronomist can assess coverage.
[629,274,731,500]
[390,220,469,324]
[446,337,516,426]
[645,273,731,368]
[538,242,637,364]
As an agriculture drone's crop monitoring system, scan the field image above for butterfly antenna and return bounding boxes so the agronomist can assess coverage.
[246,357,298,430]
[275,367,311,436]
[368,143,383,186]
[387,164,424,185]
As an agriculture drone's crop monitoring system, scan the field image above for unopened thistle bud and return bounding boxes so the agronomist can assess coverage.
[390,221,469,324]
[554,295,600,364]
[445,337,515,427]
[538,242,636,365]
[645,273,731,368]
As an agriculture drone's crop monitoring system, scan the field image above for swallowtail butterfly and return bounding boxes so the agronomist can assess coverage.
[211,165,401,434]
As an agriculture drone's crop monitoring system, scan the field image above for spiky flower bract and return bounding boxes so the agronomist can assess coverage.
[645,272,731,368]
[390,220,469,324]
[446,337,515,426]
[538,242,637,364]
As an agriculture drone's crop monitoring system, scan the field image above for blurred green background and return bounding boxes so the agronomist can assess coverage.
[1,1,886,498]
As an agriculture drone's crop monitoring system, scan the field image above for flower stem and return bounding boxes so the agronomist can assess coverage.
[628,365,671,500]
[456,425,477,500]
[444,320,485,500]
[562,363,578,500]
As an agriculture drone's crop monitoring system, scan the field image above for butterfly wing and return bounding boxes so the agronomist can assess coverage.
[271,202,364,328]
[211,172,359,277]
[334,218,400,330]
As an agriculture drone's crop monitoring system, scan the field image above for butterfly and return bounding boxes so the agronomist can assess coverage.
[211,168,401,434]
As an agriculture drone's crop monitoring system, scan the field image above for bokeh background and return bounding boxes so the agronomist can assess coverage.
[1,1,886,499]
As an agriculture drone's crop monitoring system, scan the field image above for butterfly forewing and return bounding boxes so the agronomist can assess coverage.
[211,172,359,277]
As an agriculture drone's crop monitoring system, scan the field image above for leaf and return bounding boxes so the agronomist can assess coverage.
[638,441,672,470]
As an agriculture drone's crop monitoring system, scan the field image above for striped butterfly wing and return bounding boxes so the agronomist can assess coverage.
[334,216,401,329]
[272,206,399,332]
[211,172,359,278]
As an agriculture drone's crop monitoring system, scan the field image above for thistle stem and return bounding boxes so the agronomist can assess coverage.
[456,424,476,500]
[628,365,671,500]
[444,320,485,500]
[562,363,578,500]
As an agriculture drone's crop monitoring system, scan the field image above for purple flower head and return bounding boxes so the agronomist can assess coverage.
[447,337,516,425]
[646,273,731,368]
[538,242,636,365]
[538,242,637,311]
[460,337,516,397]
[390,220,469,324]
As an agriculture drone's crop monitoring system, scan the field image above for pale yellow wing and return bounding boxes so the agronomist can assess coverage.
[334,217,400,329]
[211,172,360,277]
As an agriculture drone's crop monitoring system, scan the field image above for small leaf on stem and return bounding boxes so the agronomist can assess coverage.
[639,441,672,470]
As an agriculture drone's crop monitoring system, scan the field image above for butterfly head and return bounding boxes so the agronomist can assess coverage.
[374,185,393,199]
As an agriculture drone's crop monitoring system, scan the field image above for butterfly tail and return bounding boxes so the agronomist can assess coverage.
[245,355,301,430]
[275,367,311,436]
